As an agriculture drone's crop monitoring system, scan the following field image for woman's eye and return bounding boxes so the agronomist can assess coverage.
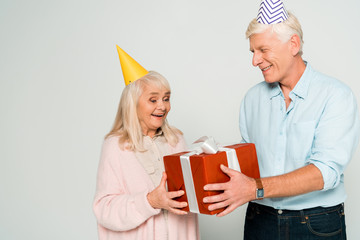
[164,97,170,102]
[150,99,157,103]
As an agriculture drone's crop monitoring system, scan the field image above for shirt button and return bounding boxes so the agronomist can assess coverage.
[278,210,283,214]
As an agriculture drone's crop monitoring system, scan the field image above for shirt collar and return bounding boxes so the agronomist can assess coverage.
[154,128,164,137]
[269,83,282,99]
[291,61,311,99]
[143,128,164,140]
[269,61,312,100]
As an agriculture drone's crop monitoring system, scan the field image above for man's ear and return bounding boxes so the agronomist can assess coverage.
[289,34,301,56]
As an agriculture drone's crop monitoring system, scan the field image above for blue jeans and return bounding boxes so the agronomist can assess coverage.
[244,202,346,240]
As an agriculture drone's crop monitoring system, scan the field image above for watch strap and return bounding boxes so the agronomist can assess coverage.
[255,178,264,200]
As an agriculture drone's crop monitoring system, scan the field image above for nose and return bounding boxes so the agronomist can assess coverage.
[252,51,263,67]
[157,101,166,110]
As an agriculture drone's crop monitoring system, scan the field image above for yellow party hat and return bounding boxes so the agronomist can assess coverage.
[116,45,149,85]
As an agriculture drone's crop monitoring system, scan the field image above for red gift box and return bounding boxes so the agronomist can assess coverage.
[164,143,260,215]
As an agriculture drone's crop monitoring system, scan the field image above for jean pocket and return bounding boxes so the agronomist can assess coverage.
[305,209,344,237]
[245,204,258,220]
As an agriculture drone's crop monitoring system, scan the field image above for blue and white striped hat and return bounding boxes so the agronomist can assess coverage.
[257,0,289,24]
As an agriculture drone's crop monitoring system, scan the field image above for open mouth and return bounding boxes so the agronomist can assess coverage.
[261,65,272,71]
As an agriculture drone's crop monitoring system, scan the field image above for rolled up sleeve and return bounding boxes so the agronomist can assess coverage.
[309,88,360,190]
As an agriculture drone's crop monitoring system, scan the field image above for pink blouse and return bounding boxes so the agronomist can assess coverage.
[93,134,199,240]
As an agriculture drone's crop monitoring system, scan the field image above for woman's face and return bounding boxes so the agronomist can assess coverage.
[137,83,171,138]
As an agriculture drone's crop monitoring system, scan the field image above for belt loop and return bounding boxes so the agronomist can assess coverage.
[300,210,306,224]
[340,203,345,215]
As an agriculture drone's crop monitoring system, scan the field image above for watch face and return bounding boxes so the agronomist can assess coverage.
[257,189,264,198]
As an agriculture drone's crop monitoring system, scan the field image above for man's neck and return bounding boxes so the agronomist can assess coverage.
[279,57,306,96]
[279,57,306,109]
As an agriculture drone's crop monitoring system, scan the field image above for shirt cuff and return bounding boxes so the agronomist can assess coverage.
[134,191,161,219]
[311,161,339,191]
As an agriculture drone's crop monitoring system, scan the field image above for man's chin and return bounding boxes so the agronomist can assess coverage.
[264,78,277,84]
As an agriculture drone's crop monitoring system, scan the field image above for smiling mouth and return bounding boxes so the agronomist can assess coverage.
[151,114,165,117]
[261,65,272,71]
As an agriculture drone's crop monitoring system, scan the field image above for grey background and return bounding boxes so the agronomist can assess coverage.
[1,0,359,239]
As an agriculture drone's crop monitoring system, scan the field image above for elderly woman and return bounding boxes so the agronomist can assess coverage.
[93,47,199,240]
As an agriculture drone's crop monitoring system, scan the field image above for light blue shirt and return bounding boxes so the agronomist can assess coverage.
[239,63,360,210]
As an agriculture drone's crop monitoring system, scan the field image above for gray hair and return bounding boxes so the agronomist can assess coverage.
[246,11,304,56]
[106,71,182,151]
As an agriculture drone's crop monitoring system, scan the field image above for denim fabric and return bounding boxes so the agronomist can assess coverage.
[244,202,346,240]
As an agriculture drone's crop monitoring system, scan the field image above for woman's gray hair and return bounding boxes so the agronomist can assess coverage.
[106,71,182,151]
[246,11,304,56]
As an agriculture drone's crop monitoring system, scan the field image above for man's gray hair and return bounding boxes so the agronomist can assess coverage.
[246,11,304,56]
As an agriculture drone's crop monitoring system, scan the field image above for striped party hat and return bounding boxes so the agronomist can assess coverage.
[257,0,289,24]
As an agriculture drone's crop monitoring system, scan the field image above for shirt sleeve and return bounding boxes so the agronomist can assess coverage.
[239,98,250,144]
[93,138,161,232]
[309,87,360,190]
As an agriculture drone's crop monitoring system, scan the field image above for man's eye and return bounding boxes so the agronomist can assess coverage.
[164,97,170,102]
[150,99,156,103]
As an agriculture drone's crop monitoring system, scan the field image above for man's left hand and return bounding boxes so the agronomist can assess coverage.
[203,164,256,217]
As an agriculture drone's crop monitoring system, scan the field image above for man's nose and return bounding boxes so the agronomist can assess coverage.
[252,52,263,67]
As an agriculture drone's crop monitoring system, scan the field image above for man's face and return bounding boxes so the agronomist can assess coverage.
[249,28,294,84]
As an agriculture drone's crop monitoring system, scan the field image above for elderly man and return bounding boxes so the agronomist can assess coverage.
[203,1,360,239]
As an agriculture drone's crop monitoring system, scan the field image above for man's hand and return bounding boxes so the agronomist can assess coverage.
[147,172,188,215]
[203,164,256,217]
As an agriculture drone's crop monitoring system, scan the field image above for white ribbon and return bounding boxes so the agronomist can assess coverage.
[180,136,241,213]
[190,136,219,154]
[180,153,200,213]
[218,147,241,172]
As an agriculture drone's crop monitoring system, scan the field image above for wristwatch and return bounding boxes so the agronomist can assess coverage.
[255,178,264,200]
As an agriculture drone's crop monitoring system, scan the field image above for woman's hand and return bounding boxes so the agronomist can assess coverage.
[147,172,188,215]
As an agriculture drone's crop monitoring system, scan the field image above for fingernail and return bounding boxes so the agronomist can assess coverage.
[203,197,208,203]
[203,185,208,190]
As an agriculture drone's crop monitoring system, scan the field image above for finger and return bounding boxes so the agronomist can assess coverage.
[203,192,228,204]
[167,190,185,199]
[204,182,227,191]
[168,207,188,215]
[220,164,238,177]
[216,204,238,217]
[207,200,231,212]
[169,199,188,209]
[159,172,167,188]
